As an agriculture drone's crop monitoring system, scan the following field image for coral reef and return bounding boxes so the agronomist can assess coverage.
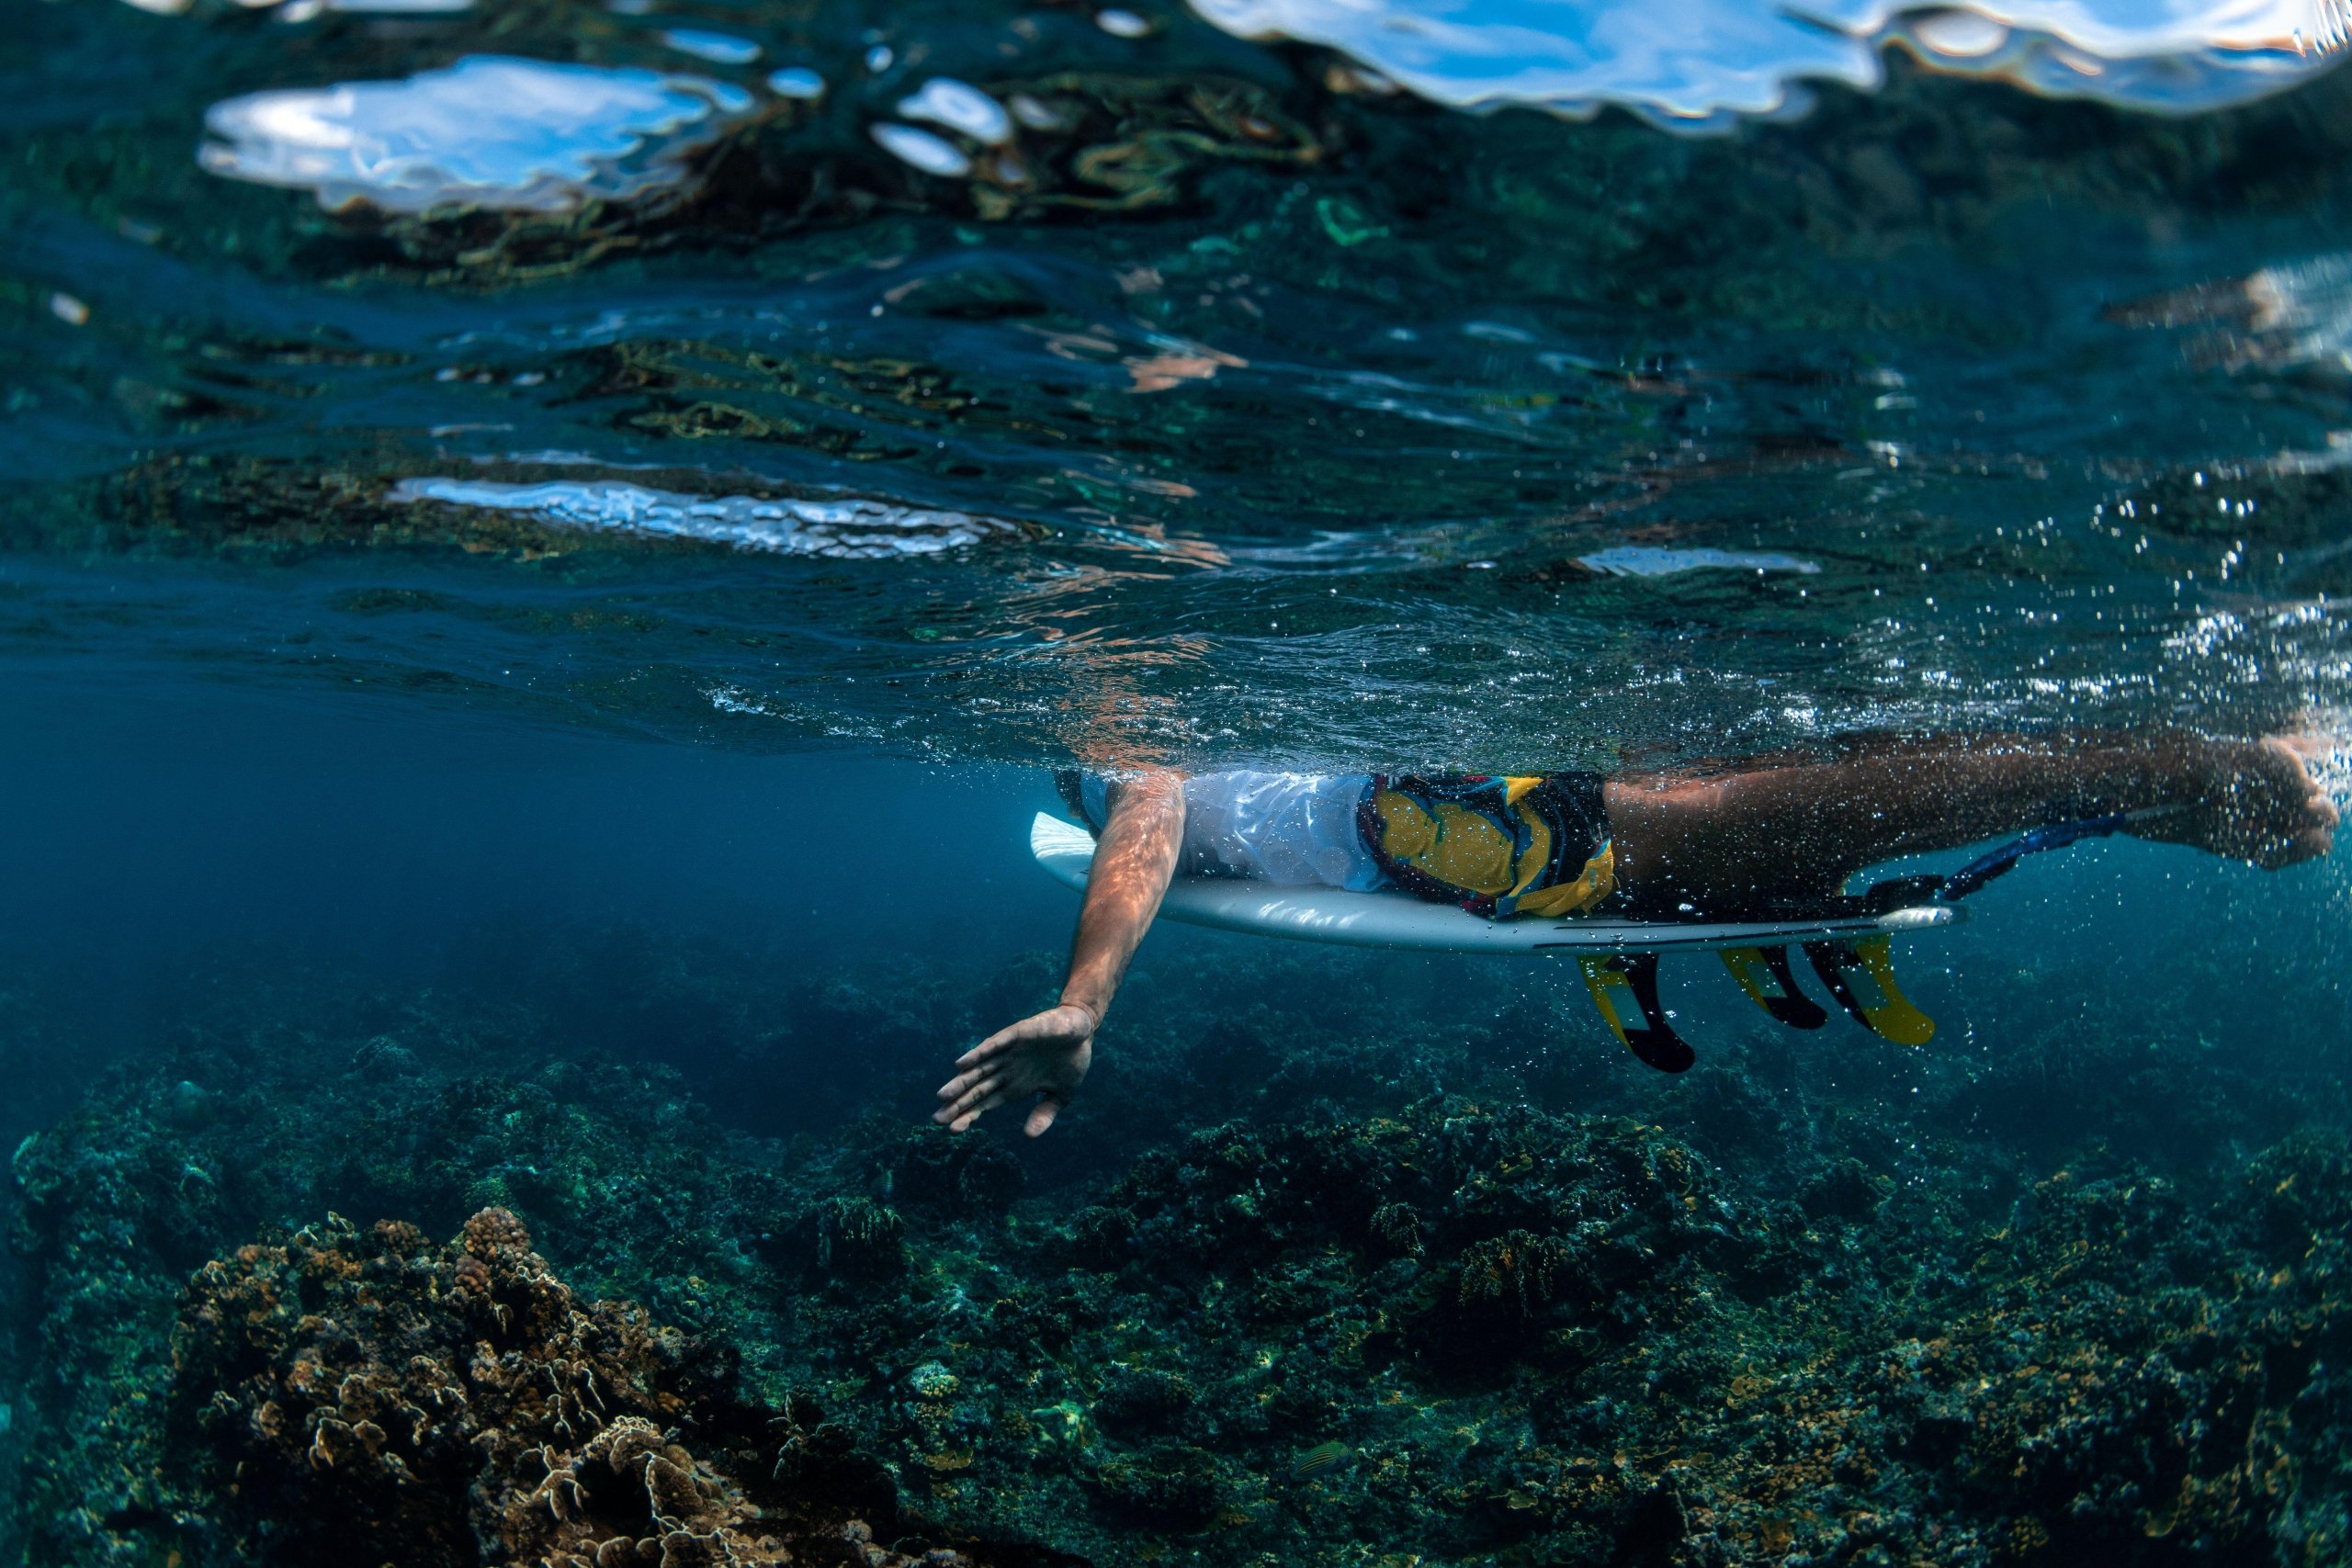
[3,937,2348,1567]
[169,1206,964,1568]
[775,1105,2352,1565]
[3,1019,809,1563]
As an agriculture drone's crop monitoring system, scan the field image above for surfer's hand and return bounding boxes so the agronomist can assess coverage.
[935,1003,1096,1137]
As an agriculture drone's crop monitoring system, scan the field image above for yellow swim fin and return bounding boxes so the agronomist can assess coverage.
[1801,936,1935,1045]
[1719,945,1827,1031]
[1577,953,1695,1073]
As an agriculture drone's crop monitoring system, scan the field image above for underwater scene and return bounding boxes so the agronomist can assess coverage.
[7,0,2352,1562]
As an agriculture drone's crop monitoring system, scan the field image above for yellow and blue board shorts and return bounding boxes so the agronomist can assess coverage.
[1357,773,1614,919]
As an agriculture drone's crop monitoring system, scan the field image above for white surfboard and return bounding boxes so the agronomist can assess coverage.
[1029,813,1961,955]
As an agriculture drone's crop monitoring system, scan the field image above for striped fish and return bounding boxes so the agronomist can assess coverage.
[1291,1440,1350,1478]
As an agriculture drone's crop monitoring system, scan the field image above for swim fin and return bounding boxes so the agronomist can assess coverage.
[1719,945,1828,1030]
[1578,953,1695,1073]
[1801,936,1934,1045]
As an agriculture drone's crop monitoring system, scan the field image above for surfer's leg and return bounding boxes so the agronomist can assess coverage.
[1601,731,2334,916]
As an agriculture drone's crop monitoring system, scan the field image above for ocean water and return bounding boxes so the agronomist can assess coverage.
[6,0,2352,1564]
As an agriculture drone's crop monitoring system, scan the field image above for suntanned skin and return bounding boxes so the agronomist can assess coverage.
[935,732,2336,1136]
[933,770,1185,1137]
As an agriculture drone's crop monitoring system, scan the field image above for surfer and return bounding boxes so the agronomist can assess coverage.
[936,732,2335,1135]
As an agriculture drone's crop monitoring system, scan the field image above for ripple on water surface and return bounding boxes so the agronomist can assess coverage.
[198,57,755,213]
[6,0,2351,765]
[1190,0,2349,122]
[389,479,1018,558]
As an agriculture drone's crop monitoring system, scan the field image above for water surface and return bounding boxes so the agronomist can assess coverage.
[9,0,2352,764]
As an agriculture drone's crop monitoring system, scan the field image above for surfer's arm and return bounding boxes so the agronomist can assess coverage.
[936,770,1185,1136]
[1057,769,1187,1021]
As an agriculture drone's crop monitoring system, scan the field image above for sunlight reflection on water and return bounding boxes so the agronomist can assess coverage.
[390,478,1018,558]
[1192,0,2349,123]
[198,57,754,213]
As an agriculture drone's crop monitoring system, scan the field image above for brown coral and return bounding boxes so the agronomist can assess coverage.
[170,1209,972,1568]
[507,1416,788,1568]
[1457,1229,1573,1316]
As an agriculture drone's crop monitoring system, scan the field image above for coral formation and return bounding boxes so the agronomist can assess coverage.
[173,1206,973,1568]
[3,938,2347,1567]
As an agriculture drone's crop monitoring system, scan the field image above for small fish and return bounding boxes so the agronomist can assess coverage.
[1291,1440,1350,1479]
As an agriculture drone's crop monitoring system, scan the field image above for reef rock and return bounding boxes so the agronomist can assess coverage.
[172,1207,963,1568]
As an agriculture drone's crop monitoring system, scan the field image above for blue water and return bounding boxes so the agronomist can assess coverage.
[6,0,2352,1563]
[10,0,2352,765]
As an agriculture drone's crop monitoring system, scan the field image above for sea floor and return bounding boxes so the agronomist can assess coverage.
[4,915,2346,1568]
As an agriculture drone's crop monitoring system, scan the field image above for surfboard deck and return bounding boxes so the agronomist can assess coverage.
[1029,813,1961,955]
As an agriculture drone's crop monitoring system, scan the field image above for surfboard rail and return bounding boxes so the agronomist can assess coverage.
[1028,813,1960,955]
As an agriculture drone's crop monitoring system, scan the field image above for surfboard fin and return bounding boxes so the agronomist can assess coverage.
[1719,945,1828,1030]
[1578,953,1695,1073]
[1801,936,1934,1045]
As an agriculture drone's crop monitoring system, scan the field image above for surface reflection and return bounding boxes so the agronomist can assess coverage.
[1193,0,2349,123]
[200,57,756,213]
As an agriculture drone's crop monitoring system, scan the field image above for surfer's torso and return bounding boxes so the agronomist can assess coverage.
[1070,771,1386,890]
[1066,769,1618,919]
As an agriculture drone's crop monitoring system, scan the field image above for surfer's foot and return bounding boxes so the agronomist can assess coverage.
[2142,735,2337,868]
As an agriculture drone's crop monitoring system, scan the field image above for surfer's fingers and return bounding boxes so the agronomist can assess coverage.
[1023,1095,1062,1138]
[936,1066,989,1101]
[941,1085,1012,1133]
[931,1072,1006,1123]
[942,1073,1008,1120]
[941,1056,1055,1114]
[956,1030,1019,1068]
[959,1009,1069,1067]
